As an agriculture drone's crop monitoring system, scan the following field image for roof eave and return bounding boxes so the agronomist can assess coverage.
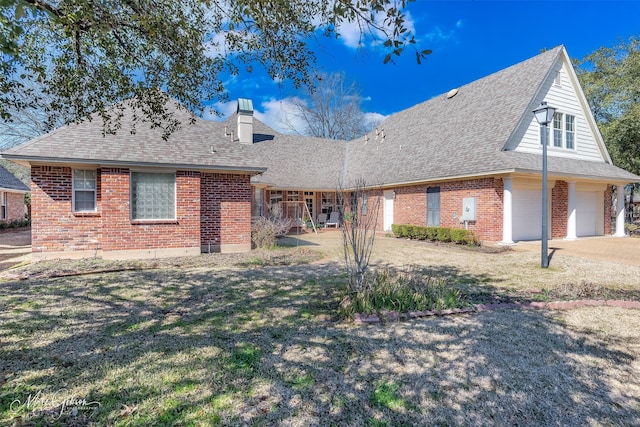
[0,155,266,175]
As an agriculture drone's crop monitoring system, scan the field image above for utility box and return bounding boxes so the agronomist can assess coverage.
[461,197,476,221]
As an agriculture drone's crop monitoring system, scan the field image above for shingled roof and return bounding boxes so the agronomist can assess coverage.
[0,164,29,192]
[1,102,267,174]
[343,46,639,187]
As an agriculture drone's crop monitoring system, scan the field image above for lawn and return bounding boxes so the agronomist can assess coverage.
[1,239,639,426]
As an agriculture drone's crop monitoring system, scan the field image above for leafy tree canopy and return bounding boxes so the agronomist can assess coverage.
[575,36,640,176]
[0,0,431,139]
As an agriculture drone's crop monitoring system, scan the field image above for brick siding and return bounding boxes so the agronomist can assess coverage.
[551,180,568,238]
[604,185,613,235]
[1,191,27,223]
[31,166,251,256]
[31,166,102,252]
[384,178,504,241]
[201,173,252,249]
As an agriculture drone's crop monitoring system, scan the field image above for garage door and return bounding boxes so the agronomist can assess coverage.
[576,191,598,237]
[513,189,542,241]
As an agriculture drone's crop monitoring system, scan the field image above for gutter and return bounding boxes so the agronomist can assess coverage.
[0,154,267,176]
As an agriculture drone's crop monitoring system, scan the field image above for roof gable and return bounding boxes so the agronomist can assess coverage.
[504,47,612,163]
[0,164,29,192]
[343,47,563,186]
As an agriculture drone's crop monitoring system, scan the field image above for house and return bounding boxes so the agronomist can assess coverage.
[0,164,29,224]
[252,45,640,243]
[1,45,639,260]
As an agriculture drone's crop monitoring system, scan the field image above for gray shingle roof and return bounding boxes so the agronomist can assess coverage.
[1,103,267,173]
[0,164,29,192]
[343,46,640,186]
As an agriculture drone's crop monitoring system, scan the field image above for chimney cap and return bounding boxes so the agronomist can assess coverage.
[237,98,254,115]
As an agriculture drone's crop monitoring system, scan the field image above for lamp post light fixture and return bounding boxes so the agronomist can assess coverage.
[533,101,556,268]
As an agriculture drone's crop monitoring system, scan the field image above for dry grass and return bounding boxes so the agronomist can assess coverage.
[1,234,640,425]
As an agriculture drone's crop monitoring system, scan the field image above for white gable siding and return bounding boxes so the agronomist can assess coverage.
[506,60,606,163]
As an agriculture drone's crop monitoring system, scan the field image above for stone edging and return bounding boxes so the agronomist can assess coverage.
[354,299,640,324]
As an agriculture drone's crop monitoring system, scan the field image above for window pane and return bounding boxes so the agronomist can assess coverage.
[565,115,575,149]
[73,169,96,212]
[131,172,176,220]
[553,113,563,147]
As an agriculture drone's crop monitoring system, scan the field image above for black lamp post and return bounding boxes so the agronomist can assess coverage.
[533,101,556,268]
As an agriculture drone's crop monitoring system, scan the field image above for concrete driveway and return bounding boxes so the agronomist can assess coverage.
[0,227,31,271]
[513,236,640,266]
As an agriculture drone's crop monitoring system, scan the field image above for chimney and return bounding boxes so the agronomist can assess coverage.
[237,98,254,144]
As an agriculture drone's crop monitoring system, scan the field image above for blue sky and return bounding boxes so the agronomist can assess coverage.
[212,0,640,134]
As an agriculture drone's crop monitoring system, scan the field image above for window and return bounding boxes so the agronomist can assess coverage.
[321,192,335,215]
[553,113,563,147]
[131,172,175,220]
[1,191,6,220]
[269,190,283,206]
[427,187,440,227]
[541,112,576,150]
[565,115,575,149]
[73,169,97,212]
[361,193,369,215]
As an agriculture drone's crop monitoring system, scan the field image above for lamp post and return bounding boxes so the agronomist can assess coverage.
[533,101,556,268]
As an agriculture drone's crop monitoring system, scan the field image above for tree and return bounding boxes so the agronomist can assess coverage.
[576,37,640,220]
[339,179,381,293]
[1,0,431,138]
[281,72,382,140]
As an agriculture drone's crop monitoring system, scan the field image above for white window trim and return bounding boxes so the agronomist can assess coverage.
[129,171,177,221]
[1,191,6,220]
[72,169,97,213]
[539,111,577,151]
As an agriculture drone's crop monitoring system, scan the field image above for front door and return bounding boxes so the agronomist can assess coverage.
[383,190,394,231]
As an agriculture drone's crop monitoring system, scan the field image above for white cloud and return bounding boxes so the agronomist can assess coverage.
[255,97,308,135]
[203,100,236,121]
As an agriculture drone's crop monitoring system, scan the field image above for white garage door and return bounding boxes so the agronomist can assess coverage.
[513,189,542,241]
[576,191,598,237]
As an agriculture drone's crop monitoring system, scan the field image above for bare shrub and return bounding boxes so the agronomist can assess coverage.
[339,179,381,293]
[555,282,608,300]
[251,204,296,248]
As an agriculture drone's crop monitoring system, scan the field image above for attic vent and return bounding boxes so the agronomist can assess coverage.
[446,88,459,99]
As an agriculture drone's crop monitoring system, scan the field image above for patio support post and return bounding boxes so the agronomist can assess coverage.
[614,184,626,237]
[565,181,577,240]
[501,176,514,244]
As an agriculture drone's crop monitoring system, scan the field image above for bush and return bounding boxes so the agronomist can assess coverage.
[390,224,479,246]
[415,226,429,240]
[251,204,295,248]
[436,227,451,242]
[450,229,467,244]
[425,227,438,241]
[339,268,464,317]
[0,218,30,229]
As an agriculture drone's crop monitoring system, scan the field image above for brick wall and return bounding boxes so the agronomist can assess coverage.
[551,180,568,238]
[31,166,102,252]
[201,173,252,249]
[31,167,214,255]
[100,168,200,251]
[388,178,504,241]
[604,185,613,235]
[1,191,28,223]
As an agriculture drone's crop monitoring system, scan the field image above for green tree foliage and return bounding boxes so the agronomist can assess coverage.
[0,0,431,138]
[576,37,640,176]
